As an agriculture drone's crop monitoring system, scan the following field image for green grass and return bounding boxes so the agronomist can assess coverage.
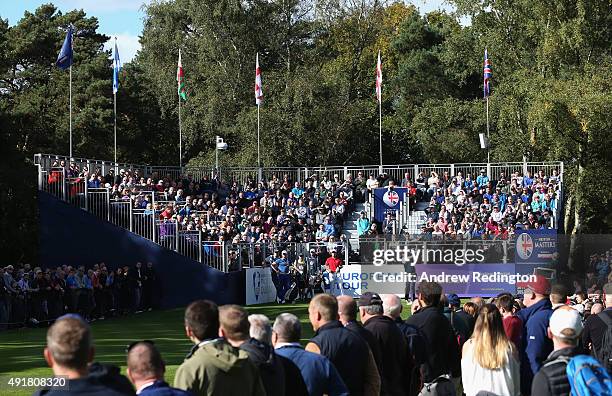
[0,300,414,395]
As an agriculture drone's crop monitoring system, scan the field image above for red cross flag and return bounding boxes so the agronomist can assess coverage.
[376,51,382,103]
[255,53,263,105]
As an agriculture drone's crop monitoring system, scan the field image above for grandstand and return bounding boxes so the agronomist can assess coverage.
[34,153,564,271]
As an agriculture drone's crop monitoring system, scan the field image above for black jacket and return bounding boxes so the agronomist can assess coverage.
[240,338,286,396]
[405,305,461,381]
[363,315,412,396]
[34,362,135,396]
[345,320,383,368]
[531,346,586,396]
[310,320,370,396]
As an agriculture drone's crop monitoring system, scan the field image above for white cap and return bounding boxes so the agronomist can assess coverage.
[549,308,583,339]
[573,304,585,315]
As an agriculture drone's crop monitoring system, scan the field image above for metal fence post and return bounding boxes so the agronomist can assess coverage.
[62,174,67,202]
[106,189,111,222]
[222,241,228,272]
[198,230,203,263]
[502,240,508,264]
[129,198,134,232]
[84,180,89,211]
[175,219,179,252]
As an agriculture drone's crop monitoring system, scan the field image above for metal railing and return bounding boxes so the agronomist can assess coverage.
[35,153,564,186]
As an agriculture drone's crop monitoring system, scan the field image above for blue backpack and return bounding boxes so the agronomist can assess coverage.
[566,355,612,396]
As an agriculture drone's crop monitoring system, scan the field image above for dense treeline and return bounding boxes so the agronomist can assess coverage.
[0,1,610,264]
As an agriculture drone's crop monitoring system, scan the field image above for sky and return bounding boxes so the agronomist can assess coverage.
[1,0,454,63]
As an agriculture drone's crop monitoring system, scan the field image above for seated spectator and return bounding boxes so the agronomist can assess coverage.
[461,304,520,396]
[126,341,190,395]
[273,313,349,396]
[173,300,265,396]
[36,315,134,395]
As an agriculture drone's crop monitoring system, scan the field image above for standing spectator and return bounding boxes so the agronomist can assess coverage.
[496,294,523,348]
[405,282,461,389]
[516,275,554,395]
[337,295,382,368]
[126,341,191,396]
[359,292,412,396]
[129,263,144,312]
[582,282,612,372]
[324,250,343,295]
[357,212,370,237]
[142,262,156,311]
[461,304,520,396]
[273,313,349,396]
[306,294,380,396]
[381,294,427,373]
[36,316,134,395]
[173,300,265,396]
[550,283,568,310]
[246,314,309,396]
[531,307,588,396]
[272,251,291,303]
[443,294,472,347]
[218,305,286,396]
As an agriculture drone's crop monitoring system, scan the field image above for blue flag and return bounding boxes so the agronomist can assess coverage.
[113,39,121,94]
[56,25,73,70]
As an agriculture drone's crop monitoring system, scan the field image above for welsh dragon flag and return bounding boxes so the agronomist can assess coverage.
[177,49,186,101]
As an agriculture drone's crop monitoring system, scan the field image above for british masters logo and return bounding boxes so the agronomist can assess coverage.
[383,190,400,207]
[517,233,534,260]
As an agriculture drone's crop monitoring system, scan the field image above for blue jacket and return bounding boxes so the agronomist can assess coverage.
[275,344,348,396]
[517,298,553,394]
[140,380,192,396]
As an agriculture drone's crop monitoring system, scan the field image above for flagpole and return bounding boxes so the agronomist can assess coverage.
[69,63,72,158]
[378,98,382,167]
[179,94,182,169]
[257,104,261,169]
[486,96,490,164]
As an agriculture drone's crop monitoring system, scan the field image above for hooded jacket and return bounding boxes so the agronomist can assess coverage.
[173,338,265,396]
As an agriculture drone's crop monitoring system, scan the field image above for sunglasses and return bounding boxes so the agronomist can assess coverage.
[126,339,155,353]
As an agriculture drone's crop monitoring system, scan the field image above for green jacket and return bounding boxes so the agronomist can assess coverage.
[174,339,266,396]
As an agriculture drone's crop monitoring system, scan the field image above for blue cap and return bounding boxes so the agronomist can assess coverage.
[447,293,461,307]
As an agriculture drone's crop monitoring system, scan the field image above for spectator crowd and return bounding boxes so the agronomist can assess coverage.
[0,262,157,330]
[357,168,562,241]
[33,276,612,396]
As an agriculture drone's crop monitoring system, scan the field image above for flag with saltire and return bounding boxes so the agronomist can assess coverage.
[376,51,382,103]
[483,48,492,98]
[113,39,121,94]
[56,25,74,70]
[177,49,186,101]
[255,53,263,105]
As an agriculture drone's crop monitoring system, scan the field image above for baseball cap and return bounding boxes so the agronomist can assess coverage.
[447,293,461,307]
[517,275,551,295]
[549,307,583,339]
[358,292,382,307]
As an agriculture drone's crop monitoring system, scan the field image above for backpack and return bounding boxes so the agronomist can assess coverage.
[565,355,612,396]
[595,312,612,373]
[417,374,456,396]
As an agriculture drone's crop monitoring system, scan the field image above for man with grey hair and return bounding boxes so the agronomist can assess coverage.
[248,314,272,344]
[36,315,133,395]
[337,295,381,368]
[273,313,349,396]
[359,292,412,396]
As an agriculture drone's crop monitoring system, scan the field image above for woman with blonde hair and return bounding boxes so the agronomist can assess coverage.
[461,304,520,396]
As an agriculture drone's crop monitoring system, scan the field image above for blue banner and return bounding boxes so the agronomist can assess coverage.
[515,229,558,264]
[374,187,407,223]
